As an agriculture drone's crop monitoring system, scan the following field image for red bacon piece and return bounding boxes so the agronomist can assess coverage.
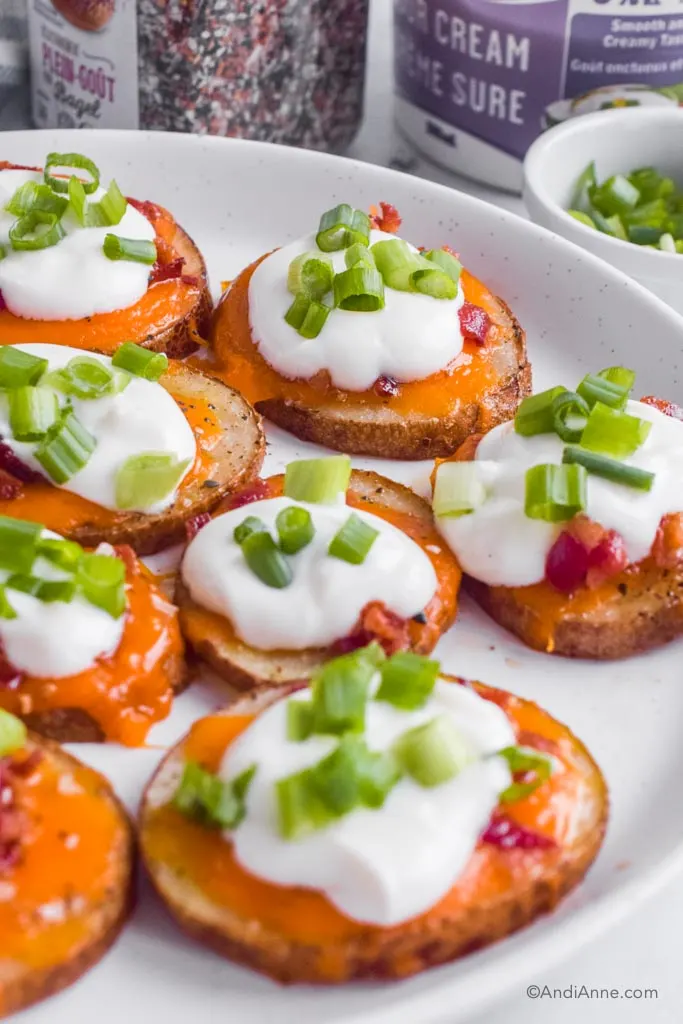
[185,513,212,541]
[127,197,164,226]
[223,479,271,512]
[641,395,683,421]
[369,202,402,234]
[0,291,5,312]
[459,302,491,346]
[546,516,628,593]
[545,531,590,594]
[481,812,557,851]
[652,513,683,569]
[0,471,21,500]
[585,530,628,589]
[332,601,411,657]
[149,256,185,286]
[0,443,45,484]
[373,375,400,399]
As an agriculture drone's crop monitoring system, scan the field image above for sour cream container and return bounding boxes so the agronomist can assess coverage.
[394,0,683,193]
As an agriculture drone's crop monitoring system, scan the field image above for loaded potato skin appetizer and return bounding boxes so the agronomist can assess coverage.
[210,203,530,460]
[176,456,461,689]
[0,154,211,358]
[432,368,683,658]
[0,711,134,1017]
[140,647,607,984]
[0,342,264,556]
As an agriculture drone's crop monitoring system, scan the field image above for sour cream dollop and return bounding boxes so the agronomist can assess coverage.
[181,495,439,650]
[0,169,156,321]
[437,399,683,588]
[0,344,196,515]
[220,678,515,926]
[248,229,465,391]
[0,535,124,678]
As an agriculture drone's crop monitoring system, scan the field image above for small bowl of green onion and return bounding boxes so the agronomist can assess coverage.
[523,107,683,316]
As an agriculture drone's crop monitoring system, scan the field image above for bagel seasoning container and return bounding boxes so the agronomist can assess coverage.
[394,0,683,192]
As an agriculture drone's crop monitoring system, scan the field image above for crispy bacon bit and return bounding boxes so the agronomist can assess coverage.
[0,643,22,691]
[459,302,491,346]
[0,753,37,873]
[481,812,557,851]
[332,601,411,657]
[181,274,200,287]
[374,375,400,399]
[149,256,185,286]
[0,291,5,313]
[185,513,212,541]
[545,531,590,594]
[585,530,628,589]
[546,517,627,593]
[641,395,683,421]
[566,513,605,552]
[652,513,683,569]
[223,479,271,512]
[0,471,21,501]
[0,443,45,484]
[369,202,402,234]
[127,197,164,226]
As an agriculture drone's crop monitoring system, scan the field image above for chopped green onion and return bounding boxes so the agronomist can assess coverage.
[275,506,315,555]
[514,386,567,437]
[580,402,651,458]
[0,709,26,755]
[34,410,96,484]
[173,760,256,829]
[111,341,168,381]
[421,248,463,284]
[9,386,59,442]
[240,530,292,589]
[6,574,77,603]
[276,768,331,839]
[77,552,126,618]
[310,643,384,736]
[393,715,474,788]
[375,651,439,710]
[628,166,675,202]
[286,699,314,742]
[44,152,100,195]
[5,181,68,218]
[103,234,157,264]
[0,348,48,389]
[69,177,128,228]
[525,463,587,522]
[328,513,379,565]
[284,455,351,504]
[577,372,630,410]
[497,745,553,804]
[333,266,385,312]
[233,516,267,546]
[9,211,65,252]
[562,446,655,491]
[0,517,42,574]
[345,242,375,269]
[598,366,636,392]
[409,263,458,300]
[284,293,331,338]
[589,174,640,217]
[571,160,596,210]
[432,461,487,517]
[0,587,17,621]
[0,246,5,261]
[50,356,116,400]
[354,742,402,808]
[551,390,590,443]
[36,537,83,571]
[316,204,370,252]
[287,252,333,300]
[627,224,662,245]
[371,238,421,291]
[93,180,127,226]
[568,210,596,229]
[115,452,190,510]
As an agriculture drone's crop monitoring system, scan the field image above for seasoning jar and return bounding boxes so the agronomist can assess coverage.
[394,0,683,193]
[27,0,369,152]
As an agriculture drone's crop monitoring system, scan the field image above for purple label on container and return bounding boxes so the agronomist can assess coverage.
[394,0,683,161]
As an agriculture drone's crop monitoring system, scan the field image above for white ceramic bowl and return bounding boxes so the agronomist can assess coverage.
[523,108,683,316]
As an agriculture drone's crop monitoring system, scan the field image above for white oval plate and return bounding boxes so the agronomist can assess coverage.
[6,130,683,1024]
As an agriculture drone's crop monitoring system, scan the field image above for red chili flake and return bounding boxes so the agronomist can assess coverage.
[641,395,683,421]
[149,257,186,286]
[369,202,402,234]
[332,601,411,657]
[481,813,557,851]
[545,531,590,594]
[223,479,271,512]
[0,471,21,501]
[373,375,400,399]
[459,302,491,346]
[585,530,628,589]
[185,513,212,541]
[0,443,45,484]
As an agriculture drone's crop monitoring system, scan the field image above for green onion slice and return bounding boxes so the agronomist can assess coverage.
[115,452,191,510]
[286,699,315,742]
[316,204,371,252]
[36,537,83,571]
[284,455,351,504]
[111,341,168,381]
[551,390,590,443]
[9,385,59,442]
[598,366,636,392]
[0,709,26,755]
[627,224,662,246]
[77,552,126,618]
[0,585,17,621]
[571,160,597,210]
[9,210,66,252]
[276,506,315,555]
[333,266,385,312]
[580,402,651,459]
[497,745,553,804]
[577,372,630,410]
[328,513,379,565]
[514,386,567,437]
[422,248,463,283]
[284,293,331,338]
[173,760,256,830]
[50,356,116,400]
[345,242,375,269]
[410,264,458,300]
[69,177,127,228]
[562,446,655,492]
[103,234,157,264]
[432,461,487,518]
[568,210,596,229]
[287,252,333,300]
[525,463,587,522]
[0,348,48,389]
[376,652,440,710]
[6,574,76,603]
[393,715,474,788]
[44,152,100,194]
[5,180,68,219]
[233,516,267,546]
[35,410,97,485]
[371,238,421,291]
[0,517,42,574]
[589,174,640,217]
[240,530,293,589]
[310,643,385,736]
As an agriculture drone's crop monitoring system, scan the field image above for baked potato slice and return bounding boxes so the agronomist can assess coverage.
[0,735,134,1017]
[139,680,607,984]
